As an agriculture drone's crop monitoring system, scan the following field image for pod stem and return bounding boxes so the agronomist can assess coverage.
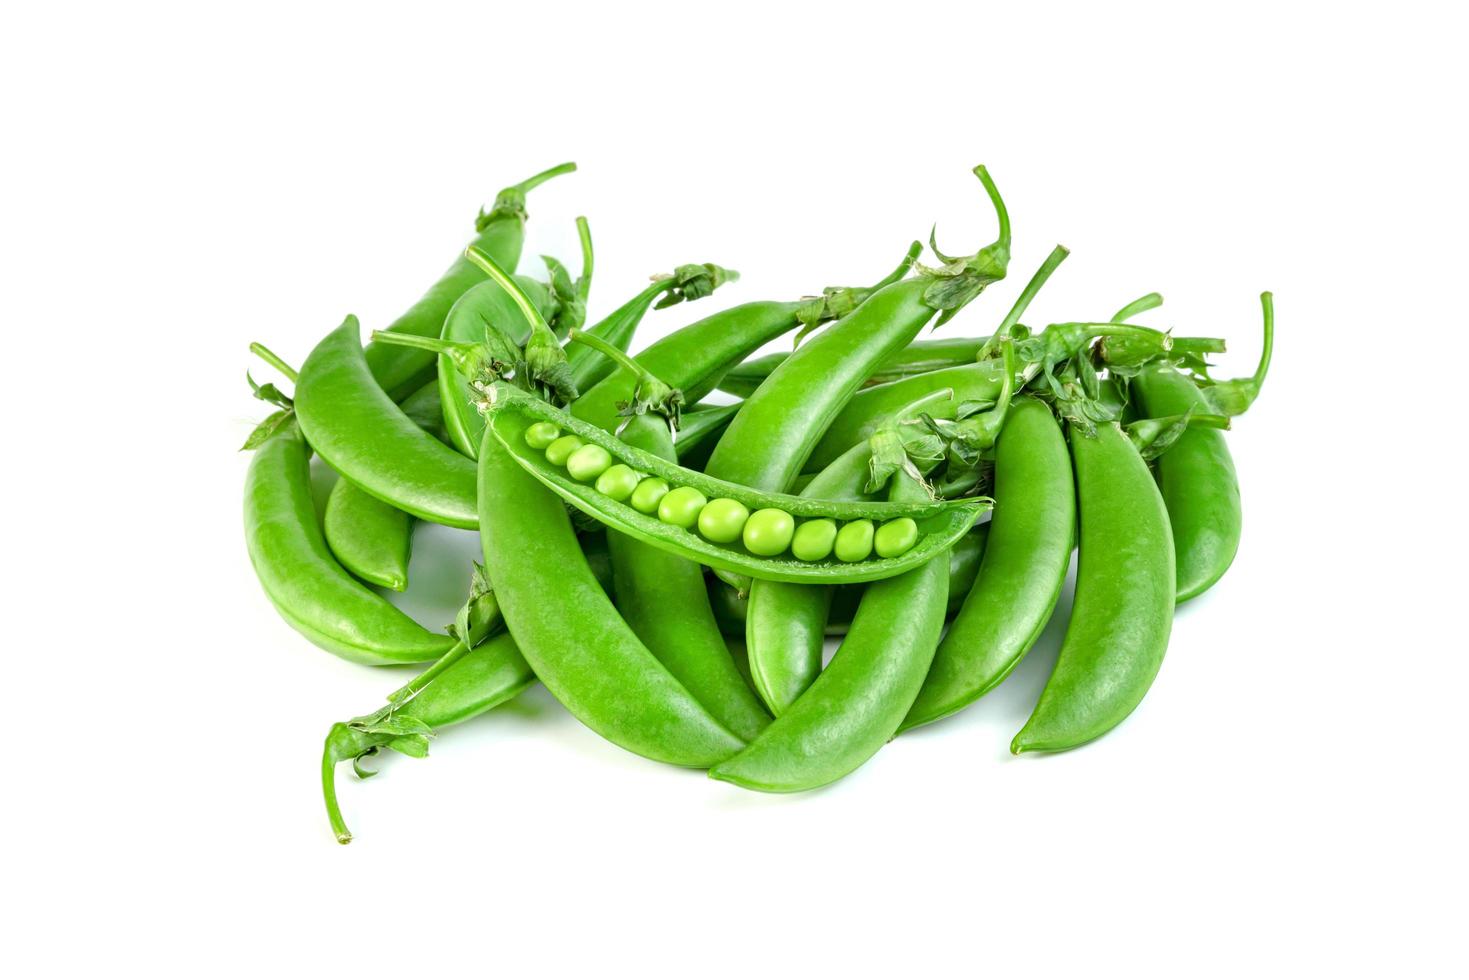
[977,244,1071,360]
[249,342,298,382]
[512,161,578,194]
[1252,292,1275,390]
[466,246,555,339]
[568,329,662,389]
[574,216,594,305]
[385,640,469,707]
[478,162,578,230]
[1112,292,1164,322]
[369,330,460,356]
[873,240,925,292]
[322,733,353,845]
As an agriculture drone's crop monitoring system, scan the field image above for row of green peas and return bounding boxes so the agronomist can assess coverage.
[524,422,919,562]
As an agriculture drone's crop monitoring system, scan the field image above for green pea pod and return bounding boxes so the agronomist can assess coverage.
[709,471,948,792]
[478,429,745,767]
[485,387,989,585]
[323,380,445,590]
[717,336,990,398]
[672,402,740,460]
[902,397,1074,731]
[744,443,872,714]
[365,162,575,400]
[1012,421,1174,753]
[603,416,771,742]
[1132,365,1239,601]
[243,421,455,665]
[296,316,479,528]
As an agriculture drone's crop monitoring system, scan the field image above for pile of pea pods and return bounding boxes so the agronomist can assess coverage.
[240,162,1272,842]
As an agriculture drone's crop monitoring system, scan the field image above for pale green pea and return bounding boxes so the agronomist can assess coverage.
[698,498,749,543]
[743,508,795,557]
[791,519,838,561]
[658,486,708,529]
[595,464,642,502]
[524,421,561,449]
[874,517,919,557]
[834,520,875,562]
[566,444,613,482]
[630,478,671,514]
[545,435,584,467]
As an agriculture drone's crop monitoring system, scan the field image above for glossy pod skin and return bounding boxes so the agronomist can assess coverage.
[478,428,745,766]
[902,398,1075,731]
[1132,364,1240,601]
[703,278,939,493]
[243,422,454,665]
[718,335,990,398]
[323,380,444,590]
[709,472,948,792]
[602,416,771,741]
[745,442,872,715]
[296,316,478,528]
[804,361,1008,472]
[365,162,575,400]
[1012,421,1175,753]
[486,388,988,585]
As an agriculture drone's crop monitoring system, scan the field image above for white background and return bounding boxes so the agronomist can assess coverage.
[5,1,1465,976]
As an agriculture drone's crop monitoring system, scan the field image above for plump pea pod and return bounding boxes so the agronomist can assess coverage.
[478,429,744,766]
[718,336,991,398]
[243,421,455,665]
[486,387,989,584]
[902,398,1074,731]
[602,416,771,741]
[709,527,987,637]
[1132,366,1238,600]
[745,443,873,714]
[296,316,479,528]
[709,471,948,792]
[365,162,575,399]
[1011,421,1175,753]
[571,245,921,426]
[323,380,445,590]
[321,536,612,843]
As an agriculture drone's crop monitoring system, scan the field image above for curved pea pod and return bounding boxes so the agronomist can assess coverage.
[485,388,990,585]
[243,421,455,666]
[902,398,1074,731]
[1012,421,1174,753]
[719,335,991,398]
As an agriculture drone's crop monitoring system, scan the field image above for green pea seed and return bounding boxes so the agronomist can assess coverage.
[834,520,875,562]
[658,486,708,529]
[874,517,919,558]
[791,519,838,561]
[566,444,613,482]
[630,478,671,514]
[595,464,642,502]
[697,498,749,543]
[524,421,561,449]
[545,435,584,467]
[743,508,795,557]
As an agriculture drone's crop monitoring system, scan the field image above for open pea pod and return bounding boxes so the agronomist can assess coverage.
[485,387,989,585]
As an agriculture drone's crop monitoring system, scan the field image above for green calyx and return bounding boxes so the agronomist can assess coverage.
[465,244,578,404]
[919,165,1013,324]
[865,388,955,493]
[653,263,740,309]
[538,216,596,338]
[370,327,522,407]
[240,344,299,450]
[475,161,577,230]
[567,329,685,434]
[792,241,924,344]
[923,335,1019,469]
[1126,408,1232,460]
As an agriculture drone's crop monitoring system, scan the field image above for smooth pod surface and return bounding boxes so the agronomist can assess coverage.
[1133,364,1241,601]
[903,398,1075,730]
[243,422,454,665]
[1012,421,1175,753]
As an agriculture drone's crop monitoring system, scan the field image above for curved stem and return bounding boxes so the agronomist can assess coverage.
[568,329,664,387]
[978,244,1071,360]
[1112,292,1164,322]
[369,330,459,356]
[873,241,924,291]
[1254,292,1274,389]
[385,639,469,707]
[894,386,956,422]
[574,216,594,305]
[322,738,352,845]
[511,161,577,194]
[972,164,1011,252]
[465,246,555,338]
[249,342,298,382]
